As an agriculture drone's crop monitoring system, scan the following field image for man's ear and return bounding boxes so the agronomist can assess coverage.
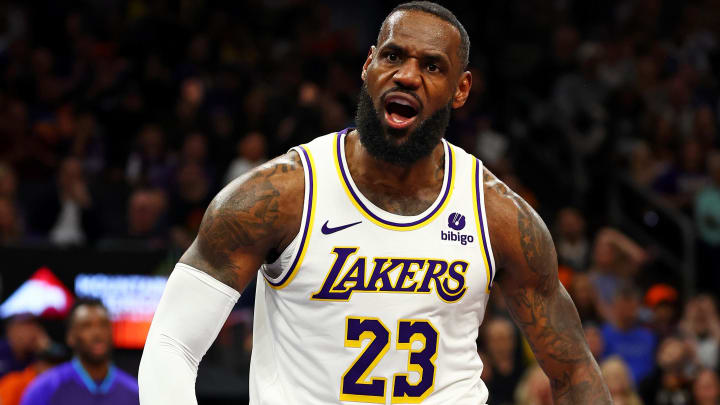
[452,71,472,109]
[361,46,375,82]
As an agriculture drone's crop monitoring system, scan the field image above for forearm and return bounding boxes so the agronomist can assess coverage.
[505,284,611,404]
[553,360,610,405]
[139,263,240,404]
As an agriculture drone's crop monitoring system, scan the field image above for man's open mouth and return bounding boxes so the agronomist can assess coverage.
[383,94,419,130]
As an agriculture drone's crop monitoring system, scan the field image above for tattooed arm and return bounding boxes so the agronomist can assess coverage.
[180,151,305,290]
[483,169,611,404]
[139,152,304,405]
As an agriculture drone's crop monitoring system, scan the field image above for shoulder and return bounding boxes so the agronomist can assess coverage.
[20,363,69,405]
[481,167,552,271]
[112,367,139,393]
[180,150,307,286]
[202,150,306,246]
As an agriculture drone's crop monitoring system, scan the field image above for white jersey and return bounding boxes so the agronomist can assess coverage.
[250,129,496,404]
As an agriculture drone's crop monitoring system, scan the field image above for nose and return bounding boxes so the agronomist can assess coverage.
[393,59,422,90]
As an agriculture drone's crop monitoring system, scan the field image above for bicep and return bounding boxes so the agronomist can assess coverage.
[180,152,304,291]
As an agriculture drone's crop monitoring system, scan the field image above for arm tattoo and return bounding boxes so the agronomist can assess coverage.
[188,152,302,288]
[498,197,611,404]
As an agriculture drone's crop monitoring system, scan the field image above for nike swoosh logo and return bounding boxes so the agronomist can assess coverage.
[321,220,362,235]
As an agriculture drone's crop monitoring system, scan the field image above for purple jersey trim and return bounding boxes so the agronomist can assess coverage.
[264,145,314,287]
[475,159,494,287]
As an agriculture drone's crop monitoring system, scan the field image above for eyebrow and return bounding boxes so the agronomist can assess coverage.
[380,42,451,66]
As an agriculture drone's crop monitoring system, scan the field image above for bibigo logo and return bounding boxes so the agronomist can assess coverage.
[441,213,474,245]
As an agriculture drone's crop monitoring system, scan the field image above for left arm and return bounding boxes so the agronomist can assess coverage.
[484,170,611,404]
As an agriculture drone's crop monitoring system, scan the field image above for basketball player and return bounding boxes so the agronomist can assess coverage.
[139,2,612,404]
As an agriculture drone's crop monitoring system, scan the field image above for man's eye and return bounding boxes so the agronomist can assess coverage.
[387,53,398,62]
[428,64,438,72]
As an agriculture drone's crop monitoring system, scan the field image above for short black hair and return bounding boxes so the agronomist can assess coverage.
[378,1,470,69]
[67,297,108,327]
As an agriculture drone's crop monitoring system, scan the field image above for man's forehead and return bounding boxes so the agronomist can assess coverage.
[73,305,109,322]
[380,10,460,57]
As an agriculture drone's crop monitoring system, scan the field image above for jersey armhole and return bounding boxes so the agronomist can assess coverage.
[473,159,497,292]
[260,146,316,289]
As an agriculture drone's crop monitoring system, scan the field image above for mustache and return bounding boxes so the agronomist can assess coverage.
[380,87,424,111]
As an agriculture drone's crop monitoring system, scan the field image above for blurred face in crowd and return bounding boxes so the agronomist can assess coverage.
[687,295,719,336]
[592,235,617,270]
[570,274,596,311]
[584,325,604,360]
[128,190,166,235]
[657,337,687,372]
[613,292,639,330]
[600,357,634,400]
[0,164,17,198]
[485,318,515,360]
[6,317,48,359]
[357,10,471,166]
[0,198,18,235]
[557,207,585,242]
[693,369,720,405]
[58,157,85,189]
[239,132,267,162]
[67,304,113,364]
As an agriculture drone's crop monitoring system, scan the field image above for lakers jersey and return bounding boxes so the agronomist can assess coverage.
[249,129,496,404]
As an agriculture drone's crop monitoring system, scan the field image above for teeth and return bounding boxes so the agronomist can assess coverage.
[387,96,415,110]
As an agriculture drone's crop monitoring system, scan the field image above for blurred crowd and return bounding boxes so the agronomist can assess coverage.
[1,0,720,404]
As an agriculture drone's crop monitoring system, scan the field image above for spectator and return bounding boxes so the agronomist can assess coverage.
[588,228,647,309]
[695,151,720,284]
[24,157,96,245]
[554,207,590,271]
[125,125,175,190]
[584,323,605,362]
[679,295,720,371]
[602,284,657,383]
[169,163,212,250]
[692,368,720,405]
[99,188,168,249]
[0,343,68,405]
[0,315,48,378]
[20,299,139,405]
[639,336,695,405]
[483,317,525,405]
[514,365,552,405]
[224,131,268,185]
[569,273,602,324]
[600,356,643,405]
[0,197,23,245]
[653,139,709,212]
[645,284,681,340]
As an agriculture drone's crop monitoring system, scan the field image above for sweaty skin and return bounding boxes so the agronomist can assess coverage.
[180,9,611,405]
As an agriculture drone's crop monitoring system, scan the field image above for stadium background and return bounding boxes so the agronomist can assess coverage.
[0,0,719,404]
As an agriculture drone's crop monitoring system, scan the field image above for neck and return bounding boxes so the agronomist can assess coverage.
[345,130,445,214]
[78,357,110,381]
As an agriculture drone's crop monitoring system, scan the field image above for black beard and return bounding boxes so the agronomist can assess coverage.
[354,84,451,166]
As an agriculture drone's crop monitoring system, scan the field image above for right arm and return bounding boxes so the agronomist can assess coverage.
[138,152,305,405]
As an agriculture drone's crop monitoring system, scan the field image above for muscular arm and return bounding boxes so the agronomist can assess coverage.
[484,169,611,404]
[139,152,304,405]
[181,151,305,290]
